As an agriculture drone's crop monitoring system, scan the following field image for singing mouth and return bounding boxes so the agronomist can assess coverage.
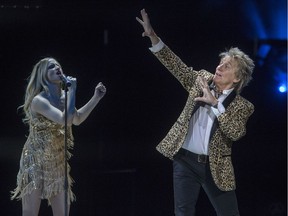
[215,72,222,77]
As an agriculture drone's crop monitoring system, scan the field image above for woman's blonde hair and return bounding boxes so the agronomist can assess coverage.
[220,47,255,94]
[19,57,61,123]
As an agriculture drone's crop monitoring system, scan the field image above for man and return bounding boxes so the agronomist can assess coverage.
[136,9,255,216]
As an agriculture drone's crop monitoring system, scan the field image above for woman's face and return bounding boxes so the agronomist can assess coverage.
[46,59,62,84]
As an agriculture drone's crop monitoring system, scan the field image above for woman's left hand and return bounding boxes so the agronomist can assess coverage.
[94,82,106,99]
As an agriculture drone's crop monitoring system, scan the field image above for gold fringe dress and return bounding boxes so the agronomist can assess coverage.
[11,114,75,204]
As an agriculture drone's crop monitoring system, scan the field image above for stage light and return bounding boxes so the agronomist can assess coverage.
[275,70,287,93]
[241,0,287,97]
[278,84,286,93]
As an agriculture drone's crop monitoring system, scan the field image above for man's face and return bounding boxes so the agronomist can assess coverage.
[213,56,240,90]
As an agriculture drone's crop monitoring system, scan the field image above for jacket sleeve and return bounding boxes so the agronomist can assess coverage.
[217,96,254,141]
[152,45,202,91]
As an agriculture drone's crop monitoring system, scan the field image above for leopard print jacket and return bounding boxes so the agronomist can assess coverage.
[152,45,254,191]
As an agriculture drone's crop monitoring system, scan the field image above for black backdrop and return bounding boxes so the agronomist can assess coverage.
[0,0,286,215]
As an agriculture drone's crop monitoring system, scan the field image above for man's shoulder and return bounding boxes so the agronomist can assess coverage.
[235,95,254,110]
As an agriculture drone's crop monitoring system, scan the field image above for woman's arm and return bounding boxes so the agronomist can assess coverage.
[31,77,77,125]
[72,82,106,125]
[31,93,75,126]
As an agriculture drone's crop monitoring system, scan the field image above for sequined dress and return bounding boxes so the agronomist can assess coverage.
[11,114,75,204]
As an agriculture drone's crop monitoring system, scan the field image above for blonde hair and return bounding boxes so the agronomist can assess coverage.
[220,47,255,93]
[19,57,61,123]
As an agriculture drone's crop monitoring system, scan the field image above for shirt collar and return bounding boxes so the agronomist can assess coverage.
[222,88,234,95]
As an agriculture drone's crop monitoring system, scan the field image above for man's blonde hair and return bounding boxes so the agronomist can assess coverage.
[220,47,255,93]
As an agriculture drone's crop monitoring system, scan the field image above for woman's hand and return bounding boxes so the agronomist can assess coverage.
[66,76,77,92]
[94,82,106,99]
[72,82,106,126]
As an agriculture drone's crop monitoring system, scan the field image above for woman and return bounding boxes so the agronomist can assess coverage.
[11,57,106,215]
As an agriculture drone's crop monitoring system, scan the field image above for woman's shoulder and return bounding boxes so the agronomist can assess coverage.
[30,92,50,114]
[32,92,49,104]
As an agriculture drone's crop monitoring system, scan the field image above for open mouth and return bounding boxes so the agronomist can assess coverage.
[215,72,222,77]
[56,69,61,75]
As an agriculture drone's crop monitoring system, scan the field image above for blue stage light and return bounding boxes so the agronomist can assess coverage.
[242,0,287,97]
[274,69,287,93]
[278,84,286,93]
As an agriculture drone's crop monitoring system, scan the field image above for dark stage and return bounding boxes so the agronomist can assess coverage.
[0,0,286,215]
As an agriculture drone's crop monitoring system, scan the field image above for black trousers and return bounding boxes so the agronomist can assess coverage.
[173,149,240,216]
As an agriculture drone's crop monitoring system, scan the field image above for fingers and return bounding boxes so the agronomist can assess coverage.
[67,76,76,81]
[66,76,77,87]
[136,9,149,25]
[196,76,204,88]
[141,9,149,22]
[96,82,106,93]
[97,82,104,88]
[136,17,143,25]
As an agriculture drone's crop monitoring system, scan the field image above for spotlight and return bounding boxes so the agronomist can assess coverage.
[278,84,287,93]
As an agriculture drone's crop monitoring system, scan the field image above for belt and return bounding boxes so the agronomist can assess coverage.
[177,148,209,164]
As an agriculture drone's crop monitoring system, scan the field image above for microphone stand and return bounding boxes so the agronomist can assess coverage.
[64,83,69,216]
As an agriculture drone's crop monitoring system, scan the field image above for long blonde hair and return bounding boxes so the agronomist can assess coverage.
[19,57,61,123]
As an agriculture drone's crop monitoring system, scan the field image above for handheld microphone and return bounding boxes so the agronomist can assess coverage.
[57,72,71,87]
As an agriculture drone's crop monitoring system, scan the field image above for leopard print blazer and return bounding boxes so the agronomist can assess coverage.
[152,45,254,191]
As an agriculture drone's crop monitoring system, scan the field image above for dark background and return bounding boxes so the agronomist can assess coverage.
[0,0,286,215]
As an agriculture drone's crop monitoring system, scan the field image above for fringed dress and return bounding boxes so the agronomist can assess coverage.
[11,114,75,204]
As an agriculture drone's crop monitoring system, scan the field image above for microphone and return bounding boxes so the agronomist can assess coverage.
[57,72,71,87]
